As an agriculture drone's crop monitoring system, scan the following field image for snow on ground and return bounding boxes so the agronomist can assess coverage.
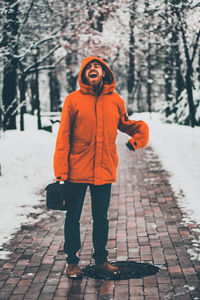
[131,112,200,226]
[140,112,200,261]
[0,112,200,259]
[0,114,58,258]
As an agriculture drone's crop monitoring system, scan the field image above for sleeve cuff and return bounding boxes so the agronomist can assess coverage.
[128,138,139,150]
[56,175,68,181]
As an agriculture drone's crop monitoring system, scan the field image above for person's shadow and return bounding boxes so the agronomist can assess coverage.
[82,260,160,280]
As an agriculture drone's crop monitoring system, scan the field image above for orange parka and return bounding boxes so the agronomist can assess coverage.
[54,56,149,185]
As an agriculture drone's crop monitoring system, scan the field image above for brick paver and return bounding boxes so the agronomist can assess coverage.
[0,132,200,299]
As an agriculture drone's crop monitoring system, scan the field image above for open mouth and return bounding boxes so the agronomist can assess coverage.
[89,73,98,78]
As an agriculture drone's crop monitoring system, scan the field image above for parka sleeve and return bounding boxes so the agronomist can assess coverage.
[118,100,149,151]
[53,97,74,181]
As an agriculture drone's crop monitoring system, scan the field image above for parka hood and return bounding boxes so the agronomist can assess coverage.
[79,56,116,95]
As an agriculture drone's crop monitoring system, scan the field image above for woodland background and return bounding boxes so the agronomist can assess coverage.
[0,0,200,132]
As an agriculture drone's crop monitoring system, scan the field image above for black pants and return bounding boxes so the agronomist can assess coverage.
[64,182,111,265]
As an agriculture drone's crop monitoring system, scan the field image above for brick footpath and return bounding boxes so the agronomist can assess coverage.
[0,132,200,300]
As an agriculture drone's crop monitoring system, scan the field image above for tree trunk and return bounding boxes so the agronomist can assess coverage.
[147,43,152,113]
[180,26,196,127]
[197,48,200,82]
[1,0,19,130]
[136,70,143,112]
[87,0,109,33]
[185,64,196,127]
[2,57,18,130]
[127,19,135,103]
[144,0,152,113]
[34,56,41,130]
[30,76,37,115]
[66,51,78,93]
[164,0,173,111]
[19,73,26,131]
[170,3,185,102]
[49,70,61,112]
[172,31,184,101]
[95,0,104,33]
[173,6,197,127]
[127,2,136,108]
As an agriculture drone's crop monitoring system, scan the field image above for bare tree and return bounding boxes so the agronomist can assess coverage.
[127,0,137,111]
[0,0,19,130]
[0,0,66,131]
[170,0,200,127]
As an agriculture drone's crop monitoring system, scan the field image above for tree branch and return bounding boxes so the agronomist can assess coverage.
[28,55,66,74]
[10,0,20,9]
[11,33,61,62]
[37,45,61,66]
[22,0,35,25]
[43,0,54,14]
[24,45,61,73]
[191,27,200,63]
[180,23,191,65]
[174,9,191,65]
[191,3,200,10]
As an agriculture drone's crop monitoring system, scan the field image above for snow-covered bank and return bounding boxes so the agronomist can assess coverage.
[0,128,56,258]
[132,112,200,226]
[1,112,200,260]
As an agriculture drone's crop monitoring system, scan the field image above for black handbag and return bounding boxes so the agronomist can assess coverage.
[45,182,69,211]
